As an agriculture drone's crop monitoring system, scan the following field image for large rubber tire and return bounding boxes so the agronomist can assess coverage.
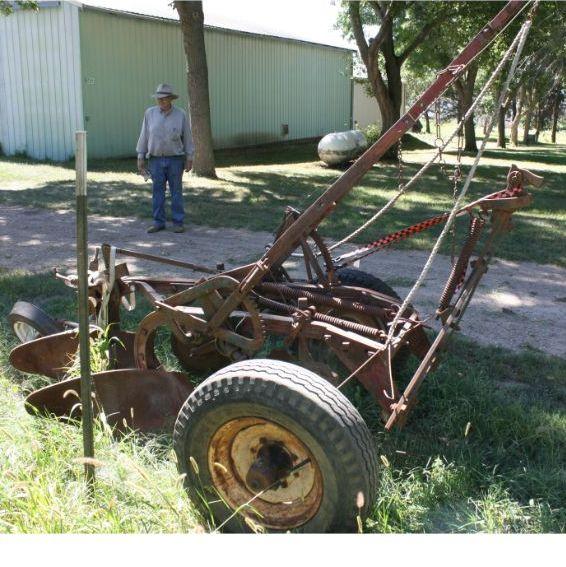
[174,359,378,533]
[8,301,62,343]
[170,334,230,375]
[335,267,410,372]
[335,267,400,300]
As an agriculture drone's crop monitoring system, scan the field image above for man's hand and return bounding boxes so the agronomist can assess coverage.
[137,157,146,173]
[185,158,193,173]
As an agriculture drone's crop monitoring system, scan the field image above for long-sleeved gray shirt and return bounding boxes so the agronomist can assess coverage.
[136,105,194,159]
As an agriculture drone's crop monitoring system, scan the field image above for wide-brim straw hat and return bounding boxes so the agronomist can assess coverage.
[152,83,179,100]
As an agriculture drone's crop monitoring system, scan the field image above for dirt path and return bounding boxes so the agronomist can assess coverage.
[1,204,565,357]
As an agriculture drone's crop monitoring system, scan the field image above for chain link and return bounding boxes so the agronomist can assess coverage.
[434,99,448,178]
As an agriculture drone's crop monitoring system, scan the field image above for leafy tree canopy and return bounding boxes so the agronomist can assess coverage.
[0,1,38,16]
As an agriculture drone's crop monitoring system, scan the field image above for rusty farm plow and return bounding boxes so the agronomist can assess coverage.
[7,1,543,532]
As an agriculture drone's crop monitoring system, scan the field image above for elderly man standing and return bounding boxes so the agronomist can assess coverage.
[136,83,194,233]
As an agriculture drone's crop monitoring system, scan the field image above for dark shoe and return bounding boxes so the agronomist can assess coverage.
[173,225,185,233]
[147,225,165,234]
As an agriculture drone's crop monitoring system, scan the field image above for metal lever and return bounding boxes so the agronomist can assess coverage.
[507,164,544,189]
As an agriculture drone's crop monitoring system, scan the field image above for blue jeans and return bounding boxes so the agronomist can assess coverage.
[148,156,185,227]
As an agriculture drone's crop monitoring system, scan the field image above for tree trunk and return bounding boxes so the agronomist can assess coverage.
[379,30,403,135]
[424,110,431,133]
[534,103,543,143]
[510,86,524,146]
[550,86,561,143]
[368,69,397,137]
[454,63,478,152]
[175,1,216,178]
[497,95,511,148]
[463,111,477,151]
[347,2,441,158]
[497,105,506,148]
[365,32,403,151]
[523,88,534,144]
[366,55,400,158]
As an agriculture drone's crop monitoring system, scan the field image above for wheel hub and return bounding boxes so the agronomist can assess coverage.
[245,439,293,492]
[208,417,323,529]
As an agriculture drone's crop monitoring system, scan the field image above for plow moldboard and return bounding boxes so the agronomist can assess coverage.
[25,368,194,433]
[9,328,97,379]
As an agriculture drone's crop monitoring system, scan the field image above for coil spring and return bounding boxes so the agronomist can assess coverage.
[438,216,485,313]
[257,282,395,317]
[255,294,385,339]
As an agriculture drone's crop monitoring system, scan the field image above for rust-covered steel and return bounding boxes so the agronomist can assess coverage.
[25,368,193,432]
[5,0,542,531]
[208,417,323,529]
[10,328,98,379]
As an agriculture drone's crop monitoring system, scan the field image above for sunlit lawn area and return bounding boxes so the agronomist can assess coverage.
[1,132,565,266]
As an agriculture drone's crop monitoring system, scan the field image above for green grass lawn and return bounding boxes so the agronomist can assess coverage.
[1,135,565,267]
[1,270,564,533]
[1,133,565,533]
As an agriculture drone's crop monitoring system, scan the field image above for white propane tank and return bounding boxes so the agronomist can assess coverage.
[317,130,368,166]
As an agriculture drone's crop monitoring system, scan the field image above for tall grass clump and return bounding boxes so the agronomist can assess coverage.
[0,365,203,533]
[0,271,203,533]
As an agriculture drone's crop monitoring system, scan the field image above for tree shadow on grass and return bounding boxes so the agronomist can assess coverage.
[481,145,566,167]
[3,141,322,175]
[1,149,564,266]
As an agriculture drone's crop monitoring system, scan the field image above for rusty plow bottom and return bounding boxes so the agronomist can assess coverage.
[9,328,193,433]
[9,329,97,380]
[24,368,194,434]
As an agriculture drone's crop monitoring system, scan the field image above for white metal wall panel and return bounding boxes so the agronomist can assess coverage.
[353,82,382,130]
[205,29,352,148]
[0,2,84,161]
[0,4,351,160]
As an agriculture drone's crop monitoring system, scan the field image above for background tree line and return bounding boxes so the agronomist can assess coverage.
[337,1,565,152]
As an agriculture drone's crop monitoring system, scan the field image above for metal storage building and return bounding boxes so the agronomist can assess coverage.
[0,1,353,160]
